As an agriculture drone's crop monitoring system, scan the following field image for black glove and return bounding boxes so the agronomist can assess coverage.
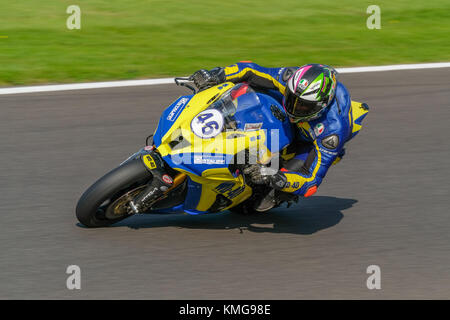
[243,165,288,190]
[190,68,225,90]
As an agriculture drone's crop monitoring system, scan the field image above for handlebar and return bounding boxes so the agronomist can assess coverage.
[174,77,197,94]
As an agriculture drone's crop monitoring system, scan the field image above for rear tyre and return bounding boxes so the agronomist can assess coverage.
[76,160,152,228]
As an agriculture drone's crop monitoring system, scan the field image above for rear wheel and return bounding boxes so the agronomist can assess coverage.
[76,160,152,227]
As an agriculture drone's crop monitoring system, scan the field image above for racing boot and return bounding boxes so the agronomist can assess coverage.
[253,189,299,212]
[254,189,276,212]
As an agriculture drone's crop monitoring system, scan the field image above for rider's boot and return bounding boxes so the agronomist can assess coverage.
[253,189,299,212]
[254,189,276,212]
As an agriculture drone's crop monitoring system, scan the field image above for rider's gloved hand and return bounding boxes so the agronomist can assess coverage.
[243,165,288,190]
[190,68,225,90]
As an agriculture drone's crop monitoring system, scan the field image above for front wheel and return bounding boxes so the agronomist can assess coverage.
[76,160,152,227]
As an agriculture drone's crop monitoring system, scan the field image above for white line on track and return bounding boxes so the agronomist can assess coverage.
[336,62,450,73]
[1,62,449,95]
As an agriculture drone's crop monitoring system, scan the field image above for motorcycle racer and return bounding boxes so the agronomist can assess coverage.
[190,62,368,212]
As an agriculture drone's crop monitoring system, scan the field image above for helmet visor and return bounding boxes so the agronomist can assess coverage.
[284,91,324,122]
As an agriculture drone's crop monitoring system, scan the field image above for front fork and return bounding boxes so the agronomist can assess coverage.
[121,147,180,213]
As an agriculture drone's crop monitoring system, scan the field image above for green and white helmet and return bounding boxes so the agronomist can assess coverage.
[283,64,338,122]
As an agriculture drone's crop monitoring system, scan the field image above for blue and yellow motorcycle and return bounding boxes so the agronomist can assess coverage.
[76,77,368,227]
[76,77,300,227]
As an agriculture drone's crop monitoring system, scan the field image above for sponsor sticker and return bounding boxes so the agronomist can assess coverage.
[314,123,325,136]
[299,79,309,90]
[302,81,321,96]
[319,147,338,156]
[244,122,263,131]
[142,154,157,170]
[167,97,189,121]
[193,155,225,165]
[162,174,173,185]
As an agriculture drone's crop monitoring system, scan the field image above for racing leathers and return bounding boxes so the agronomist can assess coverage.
[195,61,368,199]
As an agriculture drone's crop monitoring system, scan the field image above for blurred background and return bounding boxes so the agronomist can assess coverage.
[1,0,449,85]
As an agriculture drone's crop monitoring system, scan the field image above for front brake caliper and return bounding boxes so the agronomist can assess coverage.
[131,152,174,213]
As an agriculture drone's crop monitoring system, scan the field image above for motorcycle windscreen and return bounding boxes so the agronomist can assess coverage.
[199,83,292,150]
[230,86,293,155]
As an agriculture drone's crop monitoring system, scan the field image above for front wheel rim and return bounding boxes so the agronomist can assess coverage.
[102,185,147,220]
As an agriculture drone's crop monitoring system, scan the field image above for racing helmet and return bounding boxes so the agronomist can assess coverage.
[283,64,338,122]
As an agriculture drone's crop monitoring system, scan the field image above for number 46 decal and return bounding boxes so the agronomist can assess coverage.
[191,109,224,139]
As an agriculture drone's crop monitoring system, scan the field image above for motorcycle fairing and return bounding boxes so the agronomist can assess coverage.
[153,95,193,147]
[152,82,294,214]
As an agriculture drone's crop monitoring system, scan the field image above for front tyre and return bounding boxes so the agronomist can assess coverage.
[76,159,152,228]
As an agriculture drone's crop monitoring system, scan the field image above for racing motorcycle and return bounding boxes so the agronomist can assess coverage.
[76,77,368,227]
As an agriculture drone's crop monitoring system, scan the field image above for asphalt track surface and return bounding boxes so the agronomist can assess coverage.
[1,69,449,299]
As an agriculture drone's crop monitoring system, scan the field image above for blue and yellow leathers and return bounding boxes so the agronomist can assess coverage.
[223,62,369,197]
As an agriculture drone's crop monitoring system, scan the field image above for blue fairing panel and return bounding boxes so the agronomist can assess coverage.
[153,95,193,146]
[150,178,206,214]
[232,92,293,153]
[183,177,203,210]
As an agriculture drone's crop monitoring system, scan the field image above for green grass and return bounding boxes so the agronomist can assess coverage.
[1,0,449,85]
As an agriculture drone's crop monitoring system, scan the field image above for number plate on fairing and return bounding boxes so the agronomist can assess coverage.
[191,109,224,139]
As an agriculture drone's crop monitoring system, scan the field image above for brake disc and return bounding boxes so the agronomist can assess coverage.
[104,185,146,219]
